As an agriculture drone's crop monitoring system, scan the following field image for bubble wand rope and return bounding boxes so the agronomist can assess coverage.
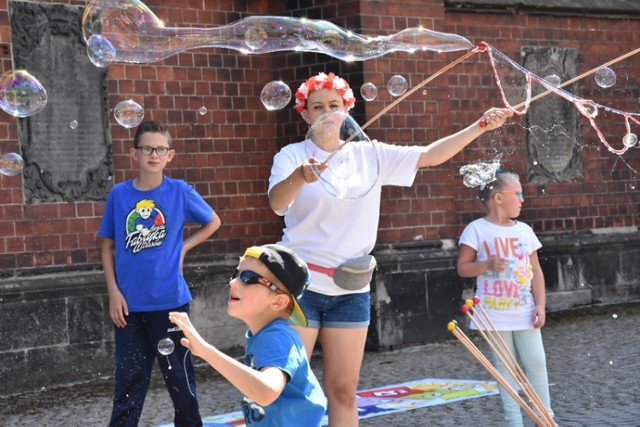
[324,47,482,163]
[462,300,555,426]
[515,45,640,108]
[447,321,547,427]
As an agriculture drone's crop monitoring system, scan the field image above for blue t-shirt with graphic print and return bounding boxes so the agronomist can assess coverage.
[98,176,213,312]
[241,318,326,426]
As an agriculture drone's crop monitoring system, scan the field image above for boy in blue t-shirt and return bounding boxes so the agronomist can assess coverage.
[169,244,327,426]
[98,120,221,426]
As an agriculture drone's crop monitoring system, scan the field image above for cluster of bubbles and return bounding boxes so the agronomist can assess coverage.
[259,74,412,111]
[459,155,503,189]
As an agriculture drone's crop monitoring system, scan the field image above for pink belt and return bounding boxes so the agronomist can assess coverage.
[307,262,336,278]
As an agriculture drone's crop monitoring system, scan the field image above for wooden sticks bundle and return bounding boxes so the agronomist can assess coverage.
[448,297,556,427]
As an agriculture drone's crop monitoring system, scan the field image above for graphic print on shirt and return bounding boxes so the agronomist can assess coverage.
[480,237,533,310]
[240,352,266,423]
[124,199,167,254]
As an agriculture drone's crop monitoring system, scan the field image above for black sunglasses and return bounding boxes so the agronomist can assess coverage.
[232,269,284,294]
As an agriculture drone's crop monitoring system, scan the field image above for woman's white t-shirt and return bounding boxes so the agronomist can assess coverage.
[268,139,422,296]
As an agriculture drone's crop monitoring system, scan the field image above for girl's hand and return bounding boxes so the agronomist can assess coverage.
[533,305,546,328]
[487,257,508,273]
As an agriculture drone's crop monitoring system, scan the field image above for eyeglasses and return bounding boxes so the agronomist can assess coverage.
[501,189,524,198]
[136,146,171,156]
[232,269,285,294]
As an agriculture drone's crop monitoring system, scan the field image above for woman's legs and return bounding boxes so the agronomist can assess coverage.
[318,326,368,427]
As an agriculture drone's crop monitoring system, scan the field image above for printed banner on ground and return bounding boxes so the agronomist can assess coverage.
[159,378,498,426]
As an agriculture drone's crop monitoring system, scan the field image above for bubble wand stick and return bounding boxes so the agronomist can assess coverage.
[462,299,556,426]
[447,321,548,426]
[324,46,482,163]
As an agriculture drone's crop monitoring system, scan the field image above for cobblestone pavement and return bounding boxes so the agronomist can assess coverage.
[1,301,639,426]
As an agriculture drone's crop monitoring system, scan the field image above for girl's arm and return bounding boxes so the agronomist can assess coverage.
[529,250,546,328]
[168,312,287,406]
[457,243,507,277]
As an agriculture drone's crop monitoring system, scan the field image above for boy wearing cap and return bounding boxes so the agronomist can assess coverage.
[169,244,326,426]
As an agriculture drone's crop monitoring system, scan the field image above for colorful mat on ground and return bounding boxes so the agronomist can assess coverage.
[159,378,498,426]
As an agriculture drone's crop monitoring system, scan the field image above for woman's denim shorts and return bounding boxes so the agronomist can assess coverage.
[298,290,371,329]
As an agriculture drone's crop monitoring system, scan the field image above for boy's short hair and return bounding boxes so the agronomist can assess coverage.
[133,120,172,148]
[243,244,310,327]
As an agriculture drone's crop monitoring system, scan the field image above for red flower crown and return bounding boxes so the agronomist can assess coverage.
[294,72,356,113]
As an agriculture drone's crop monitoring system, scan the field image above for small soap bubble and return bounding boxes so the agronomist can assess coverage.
[622,133,638,148]
[594,67,616,88]
[0,69,48,117]
[157,337,175,356]
[114,99,144,128]
[387,75,408,97]
[198,106,208,115]
[0,152,24,176]
[244,26,268,50]
[260,80,291,111]
[69,120,79,130]
[86,34,116,68]
[360,82,378,101]
[612,313,618,319]
[543,74,561,86]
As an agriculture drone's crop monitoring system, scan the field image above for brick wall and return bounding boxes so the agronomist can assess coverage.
[0,0,638,275]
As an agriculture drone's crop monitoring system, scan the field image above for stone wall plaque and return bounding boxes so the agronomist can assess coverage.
[9,1,112,203]
[522,46,583,183]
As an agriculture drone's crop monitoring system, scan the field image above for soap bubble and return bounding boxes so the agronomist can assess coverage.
[305,110,378,200]
[594,67,616,88]
[86,34,116,68]
[260,80,291,111]
[0,152,24,176]
[0,70,48,118]
[387,75,408,97]
[360,82,378,101]
[114,99,144,128]
[198,106,208,115]
[543,74,561,86]
[69,120,79,130]
[244,26,268,50]
[157,337,175,356]
[622,133,638,148]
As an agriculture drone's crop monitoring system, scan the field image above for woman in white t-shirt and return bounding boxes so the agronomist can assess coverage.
[457,171,554,427]
[268,71,512,426]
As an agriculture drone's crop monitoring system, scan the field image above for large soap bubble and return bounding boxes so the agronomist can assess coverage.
[260,81,291,111]
[360,82,378,101]
[305,110,379,200]
[387,75,408,97]
[157,337,175,356]
[0,152,24,176]
[0,70,48,118]
[86,34,117,67]
[82,1,472,64]
[594,67,616,88]
[114,99,144,128]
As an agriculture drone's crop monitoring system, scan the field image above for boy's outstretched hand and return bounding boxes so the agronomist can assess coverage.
[168,311,209,358]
